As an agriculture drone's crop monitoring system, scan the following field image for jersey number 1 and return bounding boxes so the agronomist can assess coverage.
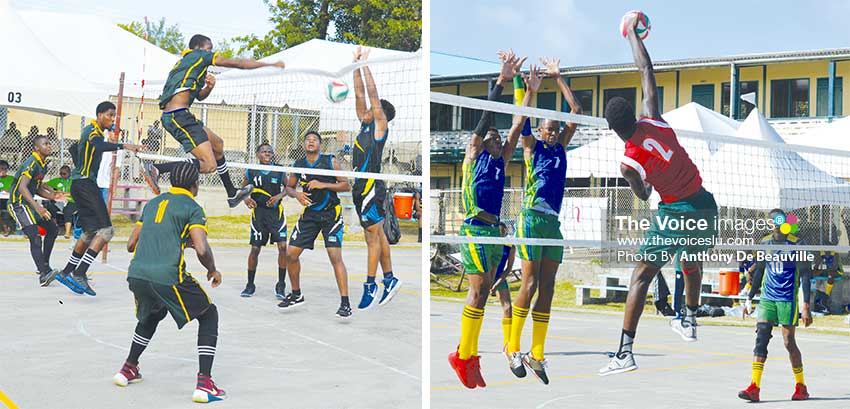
[154,200,169,223]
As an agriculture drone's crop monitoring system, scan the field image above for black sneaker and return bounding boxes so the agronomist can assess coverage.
[55,269,83,294]
[228,184,254,208]
[336,304,352,319]
[39,268,57,287]
[240,283,256,298]
[277,292,304,309]
[275,282,286,300]
[73,274,96,296]
[141,162,161,195]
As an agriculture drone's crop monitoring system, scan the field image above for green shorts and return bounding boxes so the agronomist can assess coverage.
[639,189,718,268]
[758,299,799,326]
[517,209,563,263]
[162,108,208,153]
[459,223,502,275]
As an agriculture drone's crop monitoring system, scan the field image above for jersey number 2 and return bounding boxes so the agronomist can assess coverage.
[642,138,673,162]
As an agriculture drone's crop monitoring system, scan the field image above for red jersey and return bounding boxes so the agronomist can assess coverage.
[621,118,702,203]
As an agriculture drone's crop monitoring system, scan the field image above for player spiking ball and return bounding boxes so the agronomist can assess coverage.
[599,11,719,376]
[142,34,285,208]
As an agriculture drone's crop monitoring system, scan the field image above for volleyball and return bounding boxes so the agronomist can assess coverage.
[327,80,349,103]
[620,10,651,40]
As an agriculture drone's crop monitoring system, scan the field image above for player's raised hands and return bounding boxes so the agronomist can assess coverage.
[540,57,561,78]
[497,49,527,81]
[525,64,543,93]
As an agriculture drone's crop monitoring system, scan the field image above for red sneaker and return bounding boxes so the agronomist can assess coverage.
[113,361,143,387]
[193,373,227,403]
[738,382,760,402]
[471,355,486,388]
[791,383,809,400]
[448,350,477,389]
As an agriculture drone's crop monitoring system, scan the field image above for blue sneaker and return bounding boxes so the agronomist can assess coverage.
[379,276,402,306]
[56,270,84,294]
[72,275,96,296]
[358,282,380,310]
[240,283,255,298]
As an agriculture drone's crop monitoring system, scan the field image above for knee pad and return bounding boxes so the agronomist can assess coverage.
[96,226,115,241]
[198,304,219,338]
[753,322,773,358]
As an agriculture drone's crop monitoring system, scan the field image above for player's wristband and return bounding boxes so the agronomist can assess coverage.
[513,75,524,90]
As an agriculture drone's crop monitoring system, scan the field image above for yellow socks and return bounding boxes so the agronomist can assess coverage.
[530,311,550,360]
[501,317,512,348]
[470,307,485,356]
[826,282,833,296]
[508,305,529,353]
[459,305,484,360]
[793,366,805,385]
[751,362,764,387]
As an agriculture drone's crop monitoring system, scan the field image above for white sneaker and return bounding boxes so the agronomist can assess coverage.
[598,351,637,376]
[844,314,850,325]
[670,318,697,342]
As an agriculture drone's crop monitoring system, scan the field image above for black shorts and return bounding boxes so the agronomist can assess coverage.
[352,179,386,228]
[71,178,110,232]
[289,205,343,250]
[8,202,55,231]
[162,108,208,153]
[128,276,212,330]
[250,206,288,246]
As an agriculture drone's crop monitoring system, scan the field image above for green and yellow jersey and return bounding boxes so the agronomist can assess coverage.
[159,49,219,109]
[128,187,208,286]
[71,120,123,181]
[10,152,47,205]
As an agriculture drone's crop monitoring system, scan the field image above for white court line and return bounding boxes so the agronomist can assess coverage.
[102,261,420,381]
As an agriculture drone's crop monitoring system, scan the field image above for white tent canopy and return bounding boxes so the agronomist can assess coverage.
[18,9,179,98]
[783,116,850,178]
[0,0,104,117]
[701,109,849,209]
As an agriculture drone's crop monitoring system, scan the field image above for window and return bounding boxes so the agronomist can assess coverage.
[493,94,514,129]
[721,81,758,119]
[460,96,485,131]
[536,92,557,126]
[691,84,715,110]
[771,79,809,118]
[816,77,843,117]
[656,86,664,113]
[603,88,637,116]
[430,102,453,131]
[562,90,593,115]
[430,177,452,190]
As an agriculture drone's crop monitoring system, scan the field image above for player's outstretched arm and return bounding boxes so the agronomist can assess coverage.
[352,46,369,123]
[467,50,521,162]
[214,55,285,70]
[541,57,582,146]
[189,226,220,287]
[624,15,660,119]
[363,66,388,138]
[620,164,652,201]
[521,65,543,152]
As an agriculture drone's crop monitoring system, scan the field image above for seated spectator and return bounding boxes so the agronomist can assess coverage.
[43,165,74,238]
[0,160,14,235]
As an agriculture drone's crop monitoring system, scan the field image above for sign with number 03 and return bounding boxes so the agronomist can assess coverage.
[7,92,21,103]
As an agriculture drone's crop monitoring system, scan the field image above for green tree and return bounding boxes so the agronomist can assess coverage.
[235,0,421,59]
[118,18,184,54]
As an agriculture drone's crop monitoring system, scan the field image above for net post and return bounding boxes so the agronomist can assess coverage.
[103,72,125,263]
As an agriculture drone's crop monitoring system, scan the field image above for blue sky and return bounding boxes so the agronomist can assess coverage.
[13,0,273,43]
[432,0,850,76]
